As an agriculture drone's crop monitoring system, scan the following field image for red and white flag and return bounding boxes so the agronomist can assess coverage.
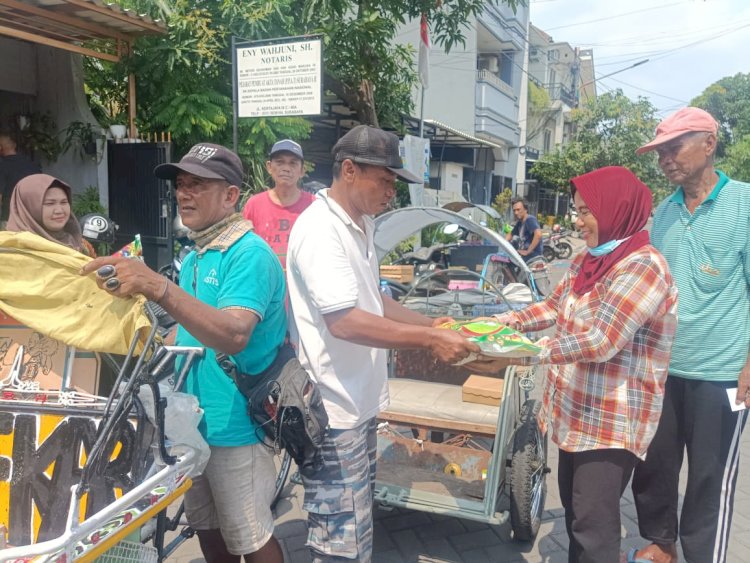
[418,13,430,89]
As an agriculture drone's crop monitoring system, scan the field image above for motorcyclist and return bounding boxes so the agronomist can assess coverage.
[506,197,543,263]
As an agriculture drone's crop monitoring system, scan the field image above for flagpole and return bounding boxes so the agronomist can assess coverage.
[418,13,429,139]
[419,85,425,138]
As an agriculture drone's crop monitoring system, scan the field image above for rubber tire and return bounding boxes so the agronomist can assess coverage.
[556,241,573,260]
[510,399,547,542]
[270,450,293,509]
[542,247,556,263]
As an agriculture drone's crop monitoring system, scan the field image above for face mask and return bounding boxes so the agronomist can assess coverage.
[588,235,632,257]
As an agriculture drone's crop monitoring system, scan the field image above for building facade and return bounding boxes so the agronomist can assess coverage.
[523,24,596,217]
[396,2,530,207]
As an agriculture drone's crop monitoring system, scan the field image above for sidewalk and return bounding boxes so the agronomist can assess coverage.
[169,415,750,562]
[169,238,750,561]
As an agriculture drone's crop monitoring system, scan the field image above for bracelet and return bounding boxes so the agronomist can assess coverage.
[155,277,169,303]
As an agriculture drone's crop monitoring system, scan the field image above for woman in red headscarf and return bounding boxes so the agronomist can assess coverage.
[470,166,678,563]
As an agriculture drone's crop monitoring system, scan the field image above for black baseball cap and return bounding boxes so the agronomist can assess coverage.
[154,143,244,187]
[332,125,421,184]
[270,139,304,160]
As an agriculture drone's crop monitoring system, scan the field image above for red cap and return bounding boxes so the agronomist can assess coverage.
[636,107,719,155]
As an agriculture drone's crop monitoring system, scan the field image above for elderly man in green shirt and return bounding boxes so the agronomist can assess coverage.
[630,107,750,563]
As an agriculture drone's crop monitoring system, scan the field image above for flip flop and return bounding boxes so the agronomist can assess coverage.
[626,547,653,563]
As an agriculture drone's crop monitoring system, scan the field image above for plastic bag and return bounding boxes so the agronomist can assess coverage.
[112,234,142,258]
[137,383,210,476]
[439,319,541,359]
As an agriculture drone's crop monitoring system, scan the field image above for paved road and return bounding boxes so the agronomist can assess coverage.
[169,237,750,561]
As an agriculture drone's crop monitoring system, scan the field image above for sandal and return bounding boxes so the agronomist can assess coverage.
[626,548,654,563]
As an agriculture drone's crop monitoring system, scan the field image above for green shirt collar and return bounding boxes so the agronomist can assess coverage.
[669,170,729,204]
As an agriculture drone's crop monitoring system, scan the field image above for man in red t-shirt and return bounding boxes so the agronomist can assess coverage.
[242,140,314,270]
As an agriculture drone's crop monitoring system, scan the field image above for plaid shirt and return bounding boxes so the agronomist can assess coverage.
[507,246,677,459]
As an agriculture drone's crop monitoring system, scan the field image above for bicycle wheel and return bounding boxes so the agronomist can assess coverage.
[271,449,293,509]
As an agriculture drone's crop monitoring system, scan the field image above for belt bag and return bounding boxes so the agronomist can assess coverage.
[220,343,329,471]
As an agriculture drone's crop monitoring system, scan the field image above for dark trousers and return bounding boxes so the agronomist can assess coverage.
[632,376,748,563]
[558,448,638,563]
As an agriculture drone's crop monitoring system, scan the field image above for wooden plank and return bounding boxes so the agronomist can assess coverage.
[378,409,497,437]
[0,24,119,62]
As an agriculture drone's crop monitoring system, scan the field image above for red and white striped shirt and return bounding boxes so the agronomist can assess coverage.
[505,246,677,459]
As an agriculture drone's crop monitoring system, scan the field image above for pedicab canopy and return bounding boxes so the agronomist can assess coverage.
[0,231,151,355]
[373,206,530,276]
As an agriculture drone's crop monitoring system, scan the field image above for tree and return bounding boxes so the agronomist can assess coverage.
[691,72,750,157]
[88,0,520,186]
[87,0,311,190]
[531,90,671,203]
[303,0,521,128]
[525,80,554,144]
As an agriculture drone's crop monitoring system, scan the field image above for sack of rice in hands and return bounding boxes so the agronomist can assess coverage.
[439,319,541,361]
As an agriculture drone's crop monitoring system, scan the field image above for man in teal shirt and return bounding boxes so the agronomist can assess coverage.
[82,143,286,563]
[631,108,750,563]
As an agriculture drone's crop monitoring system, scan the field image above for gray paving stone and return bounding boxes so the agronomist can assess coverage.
[391,529,426,561]
[414,517,466,541]
[374,521,397,552]
[382,510,433,532]
[448,528,505,552]
[418,537,462,562]
[374,549,411,562]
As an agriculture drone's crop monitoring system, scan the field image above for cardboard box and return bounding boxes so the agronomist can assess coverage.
[462,374,505,407]
[380,265,414,284]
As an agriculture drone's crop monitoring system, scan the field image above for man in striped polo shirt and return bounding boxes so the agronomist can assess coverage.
[631,107,750,563]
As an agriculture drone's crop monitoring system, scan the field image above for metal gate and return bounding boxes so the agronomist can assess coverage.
[107,141,173,270]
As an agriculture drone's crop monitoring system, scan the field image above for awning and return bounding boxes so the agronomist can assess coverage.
[421,119,506,150]
[0,0,166,63]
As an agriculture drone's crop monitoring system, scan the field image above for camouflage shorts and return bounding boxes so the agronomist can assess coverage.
[300,418,378,562]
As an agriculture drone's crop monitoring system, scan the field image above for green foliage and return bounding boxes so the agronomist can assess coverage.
[87,0,311,189]
[718,135,750,181]
[61,121,104,161]
[526,80,553,143]
[420,223,460,247]
[305,0,520,127]
[531,89,671,203]
[17,112,61,162]
[691,73,750,157]
[72,186,107,217]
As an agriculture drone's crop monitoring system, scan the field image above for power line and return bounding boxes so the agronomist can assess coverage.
[544,1,690,32]
[605,76,689,104]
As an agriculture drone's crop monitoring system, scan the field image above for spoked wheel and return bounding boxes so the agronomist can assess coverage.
[542,247,555,263]
[509,400,547,542]
[271,449,293,509]
[556,241,573,260]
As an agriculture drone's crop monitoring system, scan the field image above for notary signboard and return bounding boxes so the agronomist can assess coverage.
[236,35,323,118]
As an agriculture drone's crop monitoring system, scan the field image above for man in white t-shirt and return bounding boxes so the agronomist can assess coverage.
[287,125,479,562]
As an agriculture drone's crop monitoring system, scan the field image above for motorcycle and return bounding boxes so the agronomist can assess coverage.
[542,227,573,262]
[159,215,194,283]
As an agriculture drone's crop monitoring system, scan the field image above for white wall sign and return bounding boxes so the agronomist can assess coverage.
[236,36,322,118]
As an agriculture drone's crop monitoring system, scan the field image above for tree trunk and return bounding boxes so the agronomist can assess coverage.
[325,73,379,127]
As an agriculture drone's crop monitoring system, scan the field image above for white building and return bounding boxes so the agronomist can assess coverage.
[396,2,530,206]
[522,24,596,216]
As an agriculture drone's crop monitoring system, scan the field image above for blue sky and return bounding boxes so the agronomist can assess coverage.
[529,0,750,116]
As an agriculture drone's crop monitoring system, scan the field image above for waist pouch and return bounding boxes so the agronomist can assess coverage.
[219,343,329,471]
